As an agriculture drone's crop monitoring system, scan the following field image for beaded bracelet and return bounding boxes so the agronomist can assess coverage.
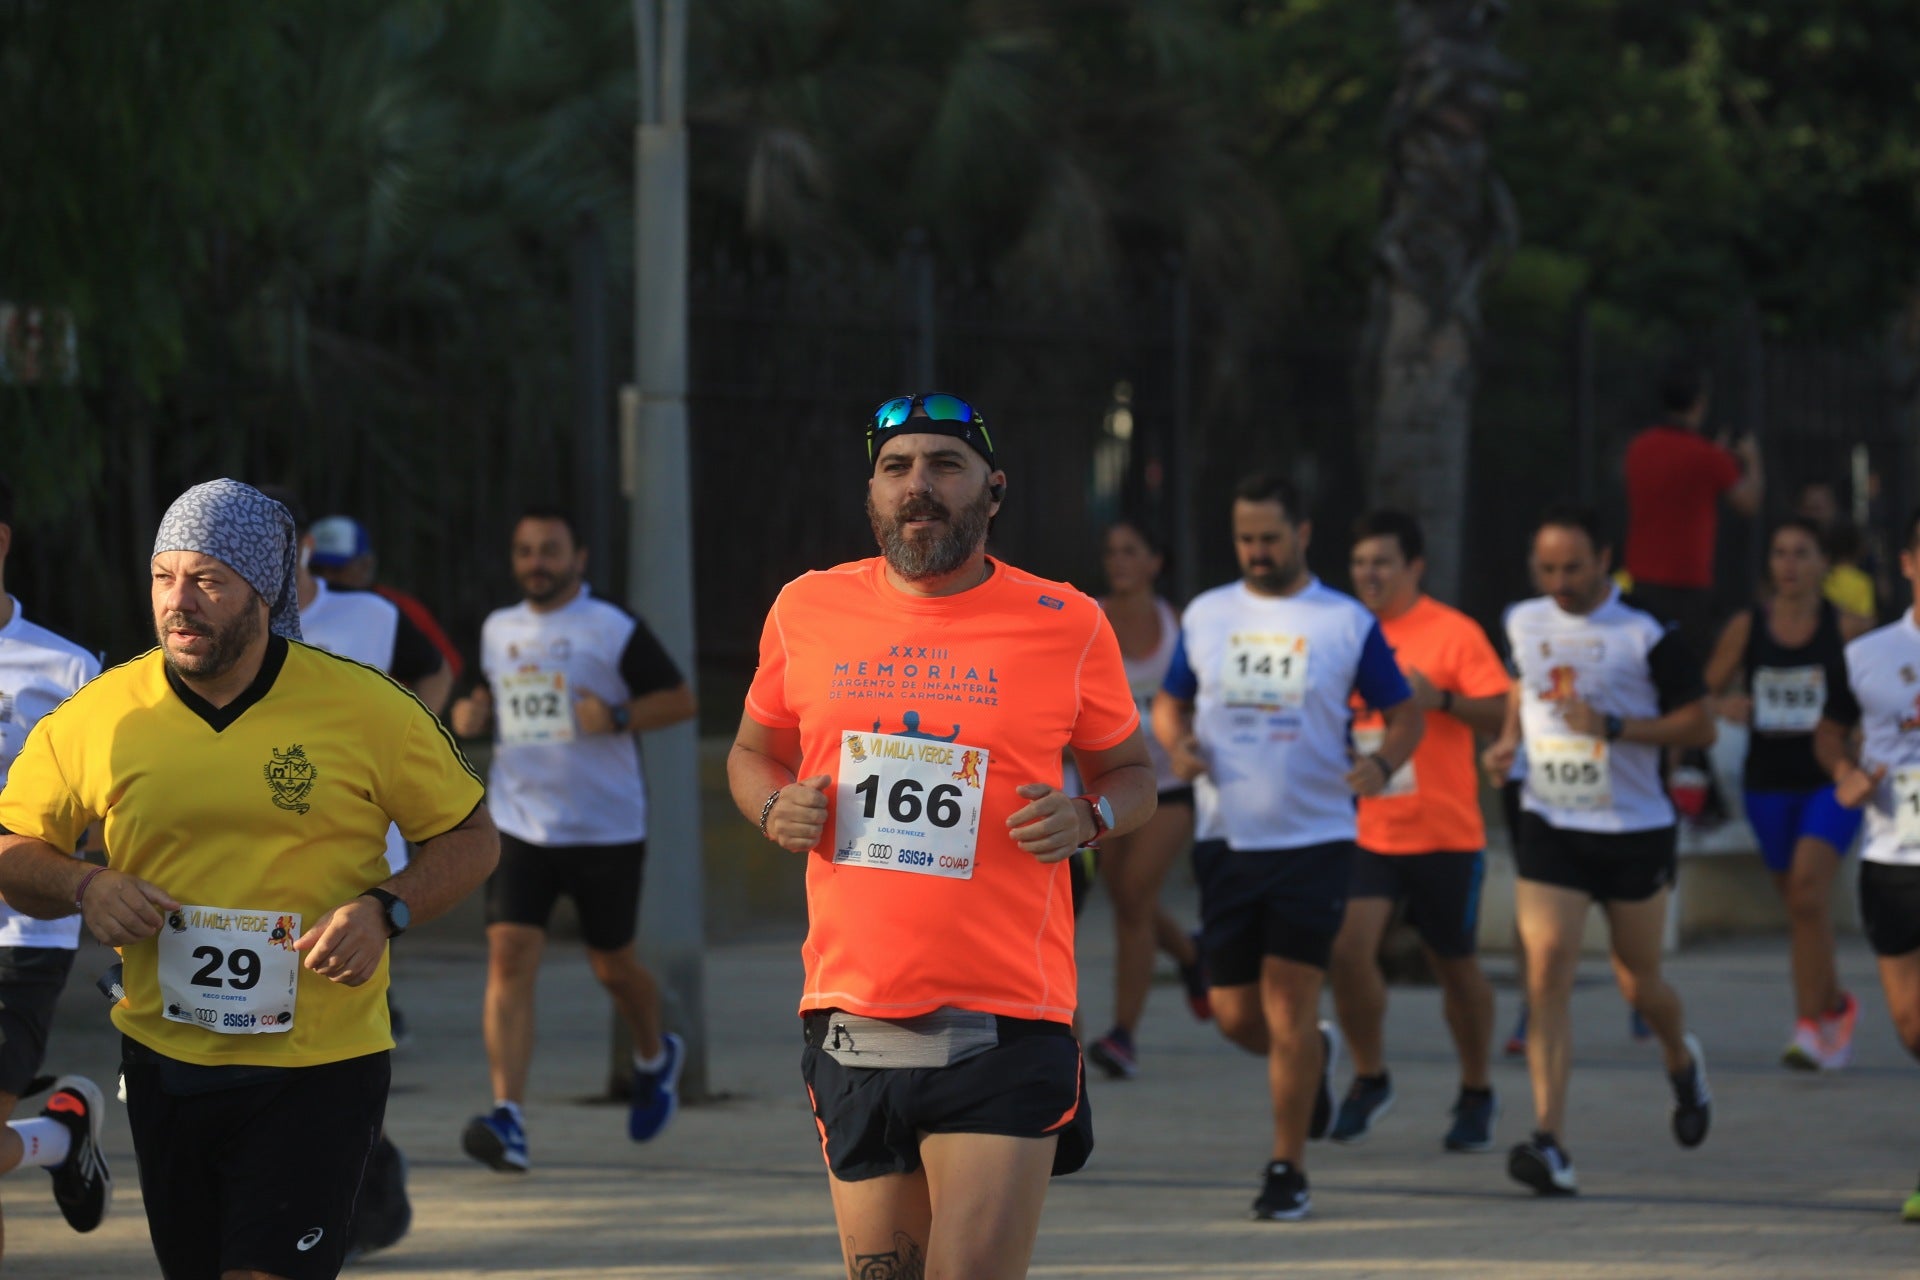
[758,789,782,837]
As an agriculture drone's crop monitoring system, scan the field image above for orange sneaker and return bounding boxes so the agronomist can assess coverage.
[1816,991,1858,1070]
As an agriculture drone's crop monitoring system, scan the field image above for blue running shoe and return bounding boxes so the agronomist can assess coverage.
[629,1031,685,1142]
[462,1106,529,1173]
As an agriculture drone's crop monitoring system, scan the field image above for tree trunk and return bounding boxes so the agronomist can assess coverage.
[1360,0,1520,603]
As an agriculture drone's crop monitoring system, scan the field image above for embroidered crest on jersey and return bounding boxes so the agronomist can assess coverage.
[263,744,319,815]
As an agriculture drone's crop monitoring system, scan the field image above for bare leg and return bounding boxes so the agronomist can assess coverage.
[588,943,664,1059]
[1430,950,1496,1090]
[1876,948,1920,1063]
[1101,802,1194,1035]
[483,923,547,1103]
[1514,880,1589,1138]
[1260,956,1327,1166]
[1210,983,1269,1055]
[1327,898,1393,1077]
[825,1133,1055,1280]
[1603,890,1691,1074]
[1779,838,1844,1021]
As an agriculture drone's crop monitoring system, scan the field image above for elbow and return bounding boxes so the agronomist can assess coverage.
[1682,715,1718,750]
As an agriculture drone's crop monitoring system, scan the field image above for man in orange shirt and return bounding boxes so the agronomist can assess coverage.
[726,393,1155,1280]
[1328,510,1513,1151]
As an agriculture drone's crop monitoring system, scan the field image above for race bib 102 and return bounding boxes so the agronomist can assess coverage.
[834,731,989,879]
[1751,665,1825,735]
[1220,633,1310,711]
[497,669,575,745]
[1529,735,1612,812]
[158,906,301,1035]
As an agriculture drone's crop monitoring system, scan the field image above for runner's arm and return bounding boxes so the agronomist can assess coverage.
[406,656,454,719]
[728,712,829,853]
[1701,611,1749,706]
[1565,696,1714,748]
[1479,680,1522,786]
[381,803,499,925]
[0,833,176,946]
[1068,727,1156,842]
[1150,691,1206,781]
[1447,691,1509,737]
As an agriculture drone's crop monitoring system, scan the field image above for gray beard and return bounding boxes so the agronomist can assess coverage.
[869,487,993,580]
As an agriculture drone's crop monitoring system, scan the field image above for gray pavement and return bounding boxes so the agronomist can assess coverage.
[6,880,1919,1278]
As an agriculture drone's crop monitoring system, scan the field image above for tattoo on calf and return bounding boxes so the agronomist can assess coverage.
[847,1232,927,1280]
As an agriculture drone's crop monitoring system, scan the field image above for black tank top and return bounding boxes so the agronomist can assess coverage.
[1741,599,1847,791]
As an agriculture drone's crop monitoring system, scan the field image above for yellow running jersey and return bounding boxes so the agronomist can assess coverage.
[0,638,484,1067]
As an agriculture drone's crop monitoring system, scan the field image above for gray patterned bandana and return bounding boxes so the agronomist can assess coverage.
[152,479,303,640]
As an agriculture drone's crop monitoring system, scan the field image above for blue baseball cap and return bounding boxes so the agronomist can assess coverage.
[309,515,371,569]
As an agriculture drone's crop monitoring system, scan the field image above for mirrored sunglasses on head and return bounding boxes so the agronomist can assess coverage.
[865,393,992,464]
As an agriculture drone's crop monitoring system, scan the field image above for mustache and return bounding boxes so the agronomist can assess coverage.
[160,614,210,636]
[896,497,950,523]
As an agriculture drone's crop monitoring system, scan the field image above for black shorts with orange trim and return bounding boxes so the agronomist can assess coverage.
[799,1012,1092,1181]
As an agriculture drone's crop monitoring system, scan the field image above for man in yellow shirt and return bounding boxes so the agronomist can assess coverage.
[0,479,498,1280]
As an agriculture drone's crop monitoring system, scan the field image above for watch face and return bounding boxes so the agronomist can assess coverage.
[388,898,412,932]
[1094,796,1116,831]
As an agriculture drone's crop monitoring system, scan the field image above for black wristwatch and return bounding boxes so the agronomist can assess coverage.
[610,702,632,733]
[1603,714,1625,742]
[359,888,411,939]
[1078,795,1116,846]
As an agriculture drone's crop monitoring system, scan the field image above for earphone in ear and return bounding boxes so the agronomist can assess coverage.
[989,482,1006,502]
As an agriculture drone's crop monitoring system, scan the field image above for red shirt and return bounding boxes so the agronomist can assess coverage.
[1622,425,1741,589]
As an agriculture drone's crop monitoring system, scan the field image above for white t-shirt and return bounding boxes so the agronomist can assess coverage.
[1164,578,1410,852]
[1825,610,1920,867]
[299,579,428,873]
[479,585,683,847]
[0,599,100,948]
[1507,589,1704,834]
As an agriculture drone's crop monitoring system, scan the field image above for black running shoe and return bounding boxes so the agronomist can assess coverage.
[1508,1131,1577,1196]
[1308,1022,1342,1142]
[1251,1160,1311,1221]
[1443,1087,1498,1153]
[42,1075,111,1232]
[345,1134,412,1262]
[1670,1032,1711,1149]
[1328,1072,1394,1144]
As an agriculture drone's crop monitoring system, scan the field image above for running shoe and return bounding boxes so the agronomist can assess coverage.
[1443,1087,1498,1153]
[43,1076,111,1232]
[1504,1005,1528,1058]
[1902,1180,1920,1223]
[1817,991,1858,1070]
[1308,1021,1342,1142]
[1508,1131,1577,1196]
[1781,1019,1823,1072]
[462,1105,530,1172]
[1179,935,1212,1022]
[1251,1160,1311,1221]
[1328,1072,1394,1144]
[1669,1032,1711,1149]
[628,1031,685,1142]
[1088,1029,1139,1080]
[344,1134,411,1261]
[1629,1008,1653,1041]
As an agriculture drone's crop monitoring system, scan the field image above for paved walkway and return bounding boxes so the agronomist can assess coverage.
[6,883,1918,1277]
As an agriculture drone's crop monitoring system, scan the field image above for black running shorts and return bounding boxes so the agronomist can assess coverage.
[1514,812,1677,903]
[1348,848,1487,958]
[800,1012,1092,1182]
[1192,839,1352,980]
[0,947,75,1096]
[122,1041,388,1280]
[1859,861,1920,958]
[486,832,647,951]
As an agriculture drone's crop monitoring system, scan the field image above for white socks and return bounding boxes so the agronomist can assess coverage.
[633,1045,668,1073]
[8,1118,71,1169]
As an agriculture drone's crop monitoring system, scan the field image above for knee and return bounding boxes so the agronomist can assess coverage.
[1783,875,1830,924]
[587,946,641,986]
[1522,942,1578,997]
[1212,995,1264,1045]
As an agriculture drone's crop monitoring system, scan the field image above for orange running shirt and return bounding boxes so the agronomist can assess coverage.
[1353,596,1510,854]
[745,556,1139,1024]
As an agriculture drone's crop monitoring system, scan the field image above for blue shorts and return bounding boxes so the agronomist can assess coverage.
[1741,788,1862,873]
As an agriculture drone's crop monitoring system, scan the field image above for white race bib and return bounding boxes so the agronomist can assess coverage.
[1752,665,1825,734]
[1895,768,1920,850]
[158,906,301,1035]
[834,731,990,879]
[1220,633,1310,710]
[497,669,575,745]
[1529,735,1612,811]
[1353,725,1416,798]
